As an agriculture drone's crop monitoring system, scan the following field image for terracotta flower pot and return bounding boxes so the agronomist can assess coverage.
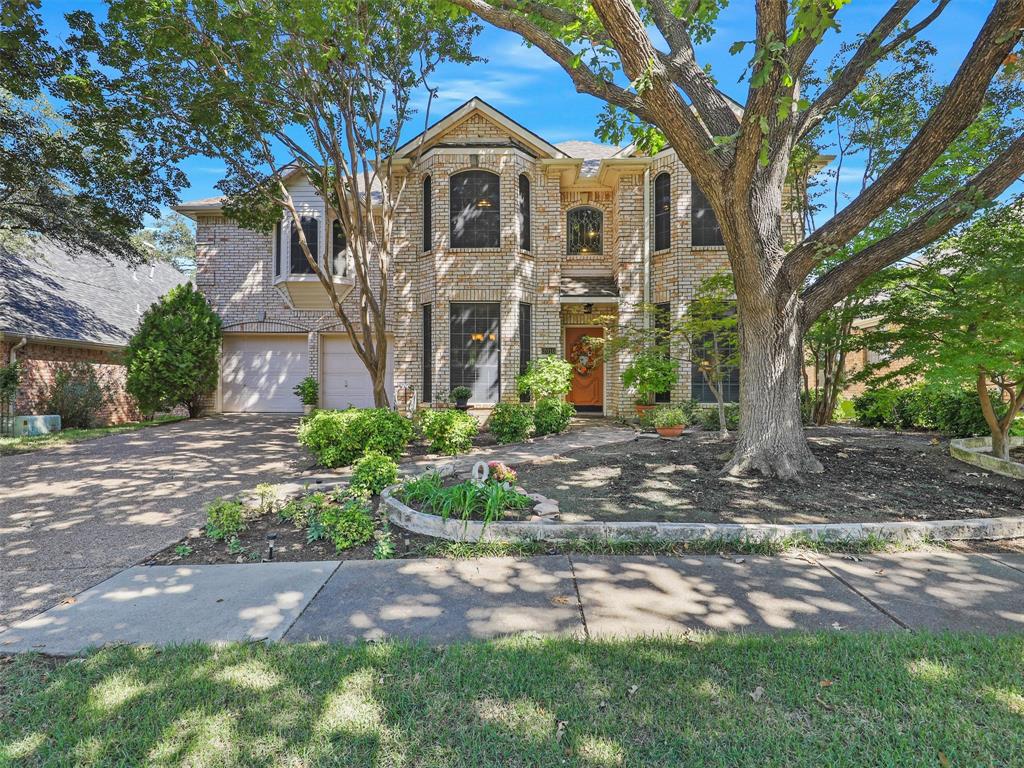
[656,425,685,438]
[636,404,655,417]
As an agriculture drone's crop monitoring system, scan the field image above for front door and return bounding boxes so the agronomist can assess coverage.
[565,326,604,412]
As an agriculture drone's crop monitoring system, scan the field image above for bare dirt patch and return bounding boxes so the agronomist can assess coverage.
[513,426,1023,525]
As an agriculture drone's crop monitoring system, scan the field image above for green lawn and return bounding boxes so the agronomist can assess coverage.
[3,634,1022,767]
[0,416,184,456]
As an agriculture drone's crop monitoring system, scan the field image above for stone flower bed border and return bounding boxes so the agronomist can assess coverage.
[950,436,1024,480]
[382,457,1024,546]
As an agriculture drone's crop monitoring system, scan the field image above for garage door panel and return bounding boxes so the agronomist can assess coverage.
[222,335,308,413]
[322,336,393,410]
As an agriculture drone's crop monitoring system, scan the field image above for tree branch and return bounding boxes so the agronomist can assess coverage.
[801,132,1024,325]
[787,0,1023,288]
[447,0,649,113]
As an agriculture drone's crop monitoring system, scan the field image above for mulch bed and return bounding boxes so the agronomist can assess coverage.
[513,426,1024,525]
[145,504,436,565]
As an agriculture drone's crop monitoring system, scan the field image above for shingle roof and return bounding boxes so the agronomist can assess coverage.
[0,239,188,348]
[555,140,622,177]
[560,273,620,298]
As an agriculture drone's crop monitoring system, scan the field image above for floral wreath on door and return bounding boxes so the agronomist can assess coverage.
[569,336,598,375]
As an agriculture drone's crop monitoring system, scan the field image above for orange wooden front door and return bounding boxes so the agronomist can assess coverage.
[565,326,604,409]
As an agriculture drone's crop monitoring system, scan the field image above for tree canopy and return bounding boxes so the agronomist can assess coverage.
[0,0,185,261]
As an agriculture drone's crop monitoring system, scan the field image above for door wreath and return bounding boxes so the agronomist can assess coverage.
[569,337,598,375]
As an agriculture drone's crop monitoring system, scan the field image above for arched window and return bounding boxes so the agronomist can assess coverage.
[653,172,671,251]
[331,219,348,276]
[518,174,531,251]
[567,206,603,255]
[691,178,724,246]
[450,170,500,248]
[422,175,431,252]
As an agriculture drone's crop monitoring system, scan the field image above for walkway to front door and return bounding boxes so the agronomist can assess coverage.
[565,326,604,413]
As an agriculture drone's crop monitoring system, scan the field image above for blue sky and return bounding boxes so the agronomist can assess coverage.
[40,1,1000,213]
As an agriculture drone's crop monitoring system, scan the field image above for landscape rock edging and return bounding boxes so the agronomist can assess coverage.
[950,436,1024,480]
[381,481,1024,545]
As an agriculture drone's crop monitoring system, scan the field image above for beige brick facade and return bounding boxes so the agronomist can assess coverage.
[184,99,797,418]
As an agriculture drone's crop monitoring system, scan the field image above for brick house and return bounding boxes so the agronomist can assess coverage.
[0,239,187,424]
[177,97,791,418]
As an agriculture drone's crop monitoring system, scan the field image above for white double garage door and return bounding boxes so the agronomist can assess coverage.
[221,333,393,413]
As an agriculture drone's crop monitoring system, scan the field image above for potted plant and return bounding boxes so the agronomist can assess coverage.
[622,351,678,417]
[293,376,319,415]
[653,405,688,438]
[450,386,472,410]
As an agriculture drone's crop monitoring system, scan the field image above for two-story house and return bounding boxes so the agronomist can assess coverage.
[175,97,748,418]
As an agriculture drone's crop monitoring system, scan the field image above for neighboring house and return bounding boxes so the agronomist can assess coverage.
[0,238,187,424]
[176,97,799,417]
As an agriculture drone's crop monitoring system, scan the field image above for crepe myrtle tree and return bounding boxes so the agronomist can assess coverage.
[865,205,1024,460]
[448,0,1024,479]
[84,0,479,407]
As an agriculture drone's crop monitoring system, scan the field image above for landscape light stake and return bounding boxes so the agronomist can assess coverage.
[266,532,277,561]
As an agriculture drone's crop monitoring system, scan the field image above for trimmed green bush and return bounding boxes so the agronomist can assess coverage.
[517,355,573,400]
[419,408,478,454]
[297,408,412,467]
[852,387,901,428]
[854,384,1002,438]
[320,493,374,551]
[350,451,398,495]
[489,402,535,444]
[533,397,574,436]
[124,283,221,417]
[205,498,246,541]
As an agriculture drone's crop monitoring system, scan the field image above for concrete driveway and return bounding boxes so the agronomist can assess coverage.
[0,415,305,632]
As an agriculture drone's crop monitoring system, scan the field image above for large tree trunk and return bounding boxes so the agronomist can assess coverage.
[724,294,824,481]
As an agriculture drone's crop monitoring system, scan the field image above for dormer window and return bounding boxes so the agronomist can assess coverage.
[290,216,318,274]
[450,170,500,248]
[567,206,602,255]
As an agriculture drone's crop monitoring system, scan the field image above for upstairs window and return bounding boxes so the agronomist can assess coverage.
[273,220,282,276]
[654,172,671,251]
[422,175,432,252]
[290,216,318,274]
[567,206,603,255]
[518,174,531,251]
[691,179,724,247]
[450,170,500,248]
[331,219,348,276]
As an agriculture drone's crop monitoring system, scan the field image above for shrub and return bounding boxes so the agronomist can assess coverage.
[852,387,901,428]
[927,388,993,438]
[533,397,574,436]
[653,405,688,428]
[419,408,478,454]
[293,376,319,406]
[449,386,472,403]
[124,283,221,417]
[297,408,412,467]
[517,355,574,400]
[320,493,374,551]
[350,451,398,495]
[205,498,246,540]
[37,362,109,429]
[401,476,531,525]
[622,351,677,404]
[489,402,534,444]
[694,402,740,431]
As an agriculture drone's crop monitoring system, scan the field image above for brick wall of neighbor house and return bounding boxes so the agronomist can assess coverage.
[189,105,807,418]
[5,341,141,425]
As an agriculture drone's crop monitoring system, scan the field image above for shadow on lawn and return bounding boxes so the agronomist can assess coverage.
[3,633,1024,766]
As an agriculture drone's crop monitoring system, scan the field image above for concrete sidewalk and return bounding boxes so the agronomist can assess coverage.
[2,550,1023,654]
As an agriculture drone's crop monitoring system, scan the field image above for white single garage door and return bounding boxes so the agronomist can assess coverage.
[222,334,309,413]
[322,335,394,409]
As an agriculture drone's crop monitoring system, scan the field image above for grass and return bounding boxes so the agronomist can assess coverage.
[410,532,906,560]
[2,634,1023,766]
[0,415,184,455]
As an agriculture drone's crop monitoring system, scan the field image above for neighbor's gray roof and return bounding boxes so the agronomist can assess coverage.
[0,239,188,348]
[560,273,620,298]
[555,140,623,176]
